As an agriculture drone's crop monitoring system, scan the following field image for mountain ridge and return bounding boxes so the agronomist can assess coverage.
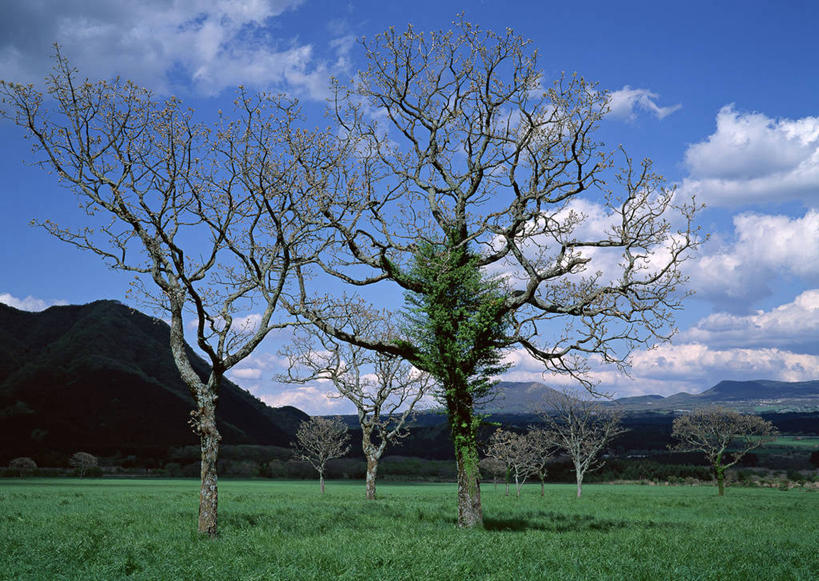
[0,300,307,463]
[479,379,819,414]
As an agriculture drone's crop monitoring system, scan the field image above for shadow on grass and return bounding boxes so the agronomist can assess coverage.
[484,512,676,534]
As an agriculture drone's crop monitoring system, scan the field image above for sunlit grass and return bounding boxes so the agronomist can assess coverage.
[1,479,817,579]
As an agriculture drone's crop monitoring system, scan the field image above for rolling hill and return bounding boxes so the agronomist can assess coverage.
[0,300,307,463]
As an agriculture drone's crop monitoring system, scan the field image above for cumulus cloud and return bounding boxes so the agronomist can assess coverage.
[607,86,681,121]
[681,289,819,354]
[680,105,819,207]
[230,367,264,380]
[0,293,67,311]
[688,209,819,307]
[0,0,345,99]
[262,384,352,415]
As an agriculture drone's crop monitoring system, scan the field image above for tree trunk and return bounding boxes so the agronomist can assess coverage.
[320,470,325,494]
[196,395,221,538]
[540,479,545,497]
[365,455,378,500]
[576,471,583,498]
[716,466,725,496]
[168,298,222,538]
[455,444,482,527]
[514,473,521,498]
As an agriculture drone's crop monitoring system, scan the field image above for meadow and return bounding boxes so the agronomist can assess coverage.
[1,479,817,580]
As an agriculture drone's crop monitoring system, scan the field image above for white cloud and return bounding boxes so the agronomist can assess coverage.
[681,289,819,354]
[688,209,819,307]
[499,341,819,399]
[0,0,343,99]
[0,293,67,311]
[230,367,264,380]
[607,86,681,121]
[680,105,819,207]
[262,384,352,415]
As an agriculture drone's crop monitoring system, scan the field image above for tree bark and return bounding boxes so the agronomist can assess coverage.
[320,471,326,494]
[716,466,725,496]
[366,455,379,500]
[540,479,545,497]
[196,396,221,538]
[455,444,482,527]
[576,472,584,498]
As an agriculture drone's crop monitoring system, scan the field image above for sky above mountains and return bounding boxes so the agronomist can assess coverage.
[1,0,817,414]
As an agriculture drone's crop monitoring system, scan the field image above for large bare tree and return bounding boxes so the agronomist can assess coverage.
[540,390,625,498]
[0,52,327,537]
[287,20,699,527]
[293,416,351,494]
[280,307,431,500]
[671,407,777,496]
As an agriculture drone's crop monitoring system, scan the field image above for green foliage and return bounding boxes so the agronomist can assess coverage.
[0,479,817,579]
[401,241,510,402]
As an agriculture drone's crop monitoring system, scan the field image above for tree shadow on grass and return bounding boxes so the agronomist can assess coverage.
[484,512,677,534]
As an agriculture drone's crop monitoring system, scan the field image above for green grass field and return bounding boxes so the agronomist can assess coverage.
[1,479,817,580]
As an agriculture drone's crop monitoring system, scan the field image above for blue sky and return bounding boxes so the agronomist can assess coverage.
[1,0,817,413]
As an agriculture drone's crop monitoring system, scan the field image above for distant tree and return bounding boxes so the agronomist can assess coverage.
[293,417,351,494]
[527,426,555,497]
[280,308,432,500]
[541,390,625,498]
[485,429,538,498]
[1,51,330,536]
[670,407,777,496]
[479,457,506,491]
[69,452,98,477]
[9,457,37,477]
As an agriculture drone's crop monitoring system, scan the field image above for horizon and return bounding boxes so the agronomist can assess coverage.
[1,1,817,414]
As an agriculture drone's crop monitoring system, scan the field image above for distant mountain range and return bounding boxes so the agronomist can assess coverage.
[2,299,816,466]
[481,379,819,414]
[0,300,307,463]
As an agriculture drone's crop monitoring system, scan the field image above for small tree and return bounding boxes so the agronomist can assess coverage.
[541,390,624,498]
[485,429,538,498]
[69,452,98,478]
[9,457,37,477]
[281,309,431,500]
[479,457,506,491]
[293,417,351,494]
[527,427,555,497]
[670,407,777,496]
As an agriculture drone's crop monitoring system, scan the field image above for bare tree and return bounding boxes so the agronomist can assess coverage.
[293,417,351,494]
[286,20,700,527]
[1,53,327,536]
[280,309,431,499]
[69,451,97,477]
[9,457,37,477]
[485,428,539,498]
[479,456,506,491]
[527,426,555,497]
[671,407,777,496]
[541,390,625,498]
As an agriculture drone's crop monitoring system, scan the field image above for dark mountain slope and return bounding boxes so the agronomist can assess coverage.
[0,300,306,462]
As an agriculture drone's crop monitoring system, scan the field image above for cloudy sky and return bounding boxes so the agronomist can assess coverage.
[1,0,817,414]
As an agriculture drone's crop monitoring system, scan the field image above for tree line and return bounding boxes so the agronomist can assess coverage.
[2,18,704,536]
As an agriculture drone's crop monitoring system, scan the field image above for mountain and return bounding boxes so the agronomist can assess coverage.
[476,381,564,414]
[476,380,819,414]
[0,300,307,463]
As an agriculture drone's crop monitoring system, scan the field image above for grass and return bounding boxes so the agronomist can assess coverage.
[1,478,817,580]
